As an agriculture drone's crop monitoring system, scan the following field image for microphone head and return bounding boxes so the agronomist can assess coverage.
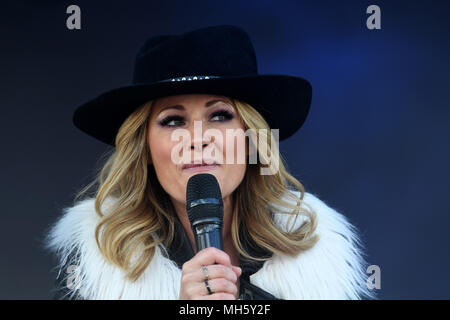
[186,174,223,226]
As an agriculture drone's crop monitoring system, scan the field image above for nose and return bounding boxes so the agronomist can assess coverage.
[188,120,210,152]
[190,143,208,151]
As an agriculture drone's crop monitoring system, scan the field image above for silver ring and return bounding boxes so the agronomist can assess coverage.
[205,279,213,295]
[202,266,209,281]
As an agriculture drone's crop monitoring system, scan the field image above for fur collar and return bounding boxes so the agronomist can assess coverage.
[45,192,375,300]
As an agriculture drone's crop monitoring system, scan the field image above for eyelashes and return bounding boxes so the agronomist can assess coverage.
[210,110,234,121]
[158,109,235,127]
[159,115,184,127]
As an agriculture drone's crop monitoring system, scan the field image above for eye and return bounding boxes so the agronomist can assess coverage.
[159,115,185,127]
[210,110,234,122]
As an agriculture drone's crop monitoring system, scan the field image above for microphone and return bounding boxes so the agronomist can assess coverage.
[186,173,224,252]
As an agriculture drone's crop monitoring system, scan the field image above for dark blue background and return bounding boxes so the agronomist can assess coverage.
[1,0,449,299]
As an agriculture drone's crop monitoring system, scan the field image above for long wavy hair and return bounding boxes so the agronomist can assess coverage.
[74,97,319,281]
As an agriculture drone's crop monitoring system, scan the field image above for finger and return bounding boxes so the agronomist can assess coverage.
[198,264,238,283]
[193,292,236,300]
[232,266,242,277]
[197,247,232,267]
[203,278,238,297]
[184,277,238,299]
[183,247,232,272]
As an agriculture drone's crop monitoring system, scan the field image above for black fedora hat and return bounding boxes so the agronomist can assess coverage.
[73,25,312,145]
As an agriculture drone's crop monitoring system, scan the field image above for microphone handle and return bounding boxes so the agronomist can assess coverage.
[193,222,223,251]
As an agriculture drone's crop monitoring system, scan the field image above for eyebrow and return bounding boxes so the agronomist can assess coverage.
[157,99,232,115]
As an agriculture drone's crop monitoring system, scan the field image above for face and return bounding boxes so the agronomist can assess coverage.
[147,94,247,209]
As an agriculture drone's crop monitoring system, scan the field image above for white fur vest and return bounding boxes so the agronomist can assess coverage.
[45,191,375,300]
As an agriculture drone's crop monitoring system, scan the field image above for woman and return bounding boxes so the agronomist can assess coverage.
[45,25,375,300]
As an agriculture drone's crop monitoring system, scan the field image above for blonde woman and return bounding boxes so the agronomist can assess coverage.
[45,25,374,300]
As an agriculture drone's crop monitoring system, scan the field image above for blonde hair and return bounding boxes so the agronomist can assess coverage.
[75,97,319,281]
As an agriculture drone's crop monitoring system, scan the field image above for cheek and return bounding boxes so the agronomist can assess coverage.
[222,127,247,164]
[149,133,173,165]
[219,127,247,197]
[148,130,184,198]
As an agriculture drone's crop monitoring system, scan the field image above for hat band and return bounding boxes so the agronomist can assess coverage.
[159,75,221,82]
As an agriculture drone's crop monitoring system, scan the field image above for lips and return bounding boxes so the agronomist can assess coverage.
[182,160,219,170]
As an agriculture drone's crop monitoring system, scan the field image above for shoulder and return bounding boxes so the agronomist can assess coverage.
[250,191,376,300]
[44,197,112,299]
[45,197,117,264]
[44,197,181,299]
[45,198,102,253]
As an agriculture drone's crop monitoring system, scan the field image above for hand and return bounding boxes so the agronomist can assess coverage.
[179,247,242,300]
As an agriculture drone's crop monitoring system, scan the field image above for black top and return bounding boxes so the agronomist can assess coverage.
[52,217,278,300]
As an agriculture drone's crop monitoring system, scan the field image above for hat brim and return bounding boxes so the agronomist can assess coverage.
[73,74,312,145]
